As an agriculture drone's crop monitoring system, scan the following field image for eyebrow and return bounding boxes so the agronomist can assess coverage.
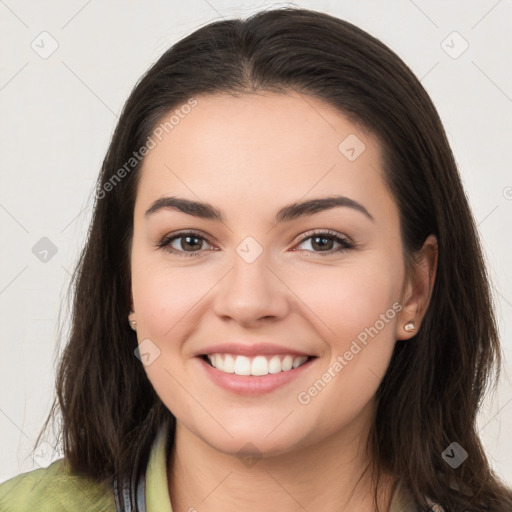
[144,195,374,223]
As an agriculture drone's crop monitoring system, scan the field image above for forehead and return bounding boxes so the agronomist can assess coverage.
[135,92,395,221]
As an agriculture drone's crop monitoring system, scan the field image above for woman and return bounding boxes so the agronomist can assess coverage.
[1,7,511,512]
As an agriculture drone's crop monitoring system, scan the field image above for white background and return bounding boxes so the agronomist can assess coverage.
[1,0,511,486]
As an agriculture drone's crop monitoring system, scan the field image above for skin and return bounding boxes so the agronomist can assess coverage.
[129,91,438,512]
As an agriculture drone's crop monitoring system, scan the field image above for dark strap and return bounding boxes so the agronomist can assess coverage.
[112,417,173,511]
[113,473,146,512]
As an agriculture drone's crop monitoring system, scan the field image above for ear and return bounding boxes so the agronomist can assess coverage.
[396,234,438,340]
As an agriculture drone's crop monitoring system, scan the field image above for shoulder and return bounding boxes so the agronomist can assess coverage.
[0,459,116,512]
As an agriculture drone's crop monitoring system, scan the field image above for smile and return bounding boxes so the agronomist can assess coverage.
[203,353,312,376]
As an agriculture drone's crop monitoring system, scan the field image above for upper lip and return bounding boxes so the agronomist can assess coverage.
[195,342,315,358]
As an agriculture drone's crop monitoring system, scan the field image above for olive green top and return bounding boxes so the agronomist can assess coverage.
[0,428,431,511]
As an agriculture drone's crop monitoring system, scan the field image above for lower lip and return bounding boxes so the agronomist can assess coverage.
[197,356,316,395]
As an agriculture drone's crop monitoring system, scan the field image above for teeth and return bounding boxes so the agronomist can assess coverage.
[206,353,309,376]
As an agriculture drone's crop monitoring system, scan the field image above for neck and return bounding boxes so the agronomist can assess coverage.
[167,405,396,512]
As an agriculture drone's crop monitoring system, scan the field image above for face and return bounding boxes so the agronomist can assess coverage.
[129,91,425,458]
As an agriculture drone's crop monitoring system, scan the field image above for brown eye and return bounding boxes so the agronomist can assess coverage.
[294,230,354,255]
[173,234,204,252]
[310,235,335,251]
[156,231,214,258]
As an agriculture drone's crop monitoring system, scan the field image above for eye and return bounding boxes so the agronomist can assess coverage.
[293,229,354,256]
[156,229,354,258]
[156,230,215,258]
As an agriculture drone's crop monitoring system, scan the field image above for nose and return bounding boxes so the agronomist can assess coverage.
[212,245,290,326]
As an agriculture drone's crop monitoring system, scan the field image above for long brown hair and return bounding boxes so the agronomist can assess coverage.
[37,7,512,511]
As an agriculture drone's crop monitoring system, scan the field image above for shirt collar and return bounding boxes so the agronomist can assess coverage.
[145,422,173,512]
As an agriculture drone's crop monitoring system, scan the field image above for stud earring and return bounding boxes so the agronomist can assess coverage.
[129,320,137,331]
[404,321,415,333]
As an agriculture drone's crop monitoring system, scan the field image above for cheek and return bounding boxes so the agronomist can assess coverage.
[290,277,399,427]
[291,260,401,402]
[130,249,215,339]
[292,259,401,342]
[130,255,207,403]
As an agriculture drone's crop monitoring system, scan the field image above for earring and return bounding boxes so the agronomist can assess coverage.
[129,320,137,331]
[404,321,415,333]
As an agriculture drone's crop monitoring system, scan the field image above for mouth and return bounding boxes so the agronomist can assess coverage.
[199,353,317,377]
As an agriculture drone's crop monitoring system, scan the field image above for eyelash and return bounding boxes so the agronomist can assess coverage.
[156,229,355,258]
